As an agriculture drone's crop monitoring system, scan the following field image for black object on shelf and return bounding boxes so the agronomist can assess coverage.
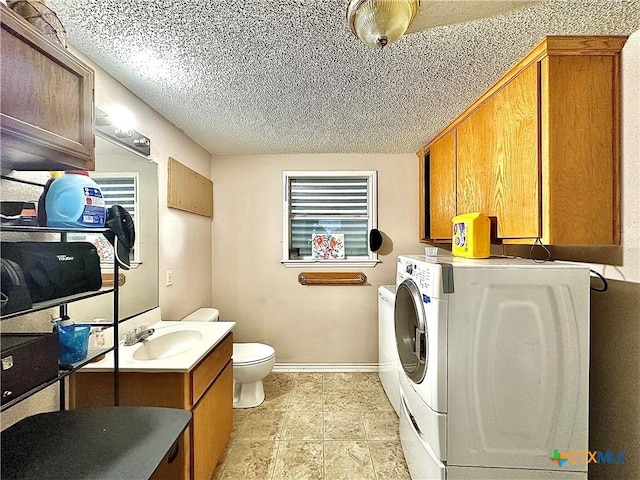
[0,346,114,412]
[1,241,103,303]
[1,407,191,480]
[0,333,59,406]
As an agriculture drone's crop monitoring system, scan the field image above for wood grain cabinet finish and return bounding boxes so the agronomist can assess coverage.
[419,129,457,241]
[71,333,234,480]
[419,36,626,245]
[1,4,94,171]
[457,62,540,240]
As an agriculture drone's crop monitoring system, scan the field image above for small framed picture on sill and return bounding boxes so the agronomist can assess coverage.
[311,233,345,260]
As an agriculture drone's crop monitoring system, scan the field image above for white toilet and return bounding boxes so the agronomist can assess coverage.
[182,308,275,408]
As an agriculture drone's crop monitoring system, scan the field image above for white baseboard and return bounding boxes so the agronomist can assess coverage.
[273,363,379,373]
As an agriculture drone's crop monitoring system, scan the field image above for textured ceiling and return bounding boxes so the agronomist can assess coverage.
[45,0,640,155]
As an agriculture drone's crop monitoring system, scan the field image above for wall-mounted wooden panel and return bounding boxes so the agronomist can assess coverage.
[167,157,213,218]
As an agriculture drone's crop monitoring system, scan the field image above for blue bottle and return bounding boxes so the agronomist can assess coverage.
[45,171,106,228]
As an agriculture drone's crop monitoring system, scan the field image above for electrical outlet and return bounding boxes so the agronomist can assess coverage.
[165,269,173,286]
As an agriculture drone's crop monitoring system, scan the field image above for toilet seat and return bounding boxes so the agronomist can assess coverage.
[233,343,275,366]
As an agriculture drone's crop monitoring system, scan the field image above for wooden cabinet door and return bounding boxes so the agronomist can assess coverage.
[192,363,233,480]
[150,433,188,480]
[426,130,457,240]
[541,54,619,245]
[457,62,540,239]
[0,5,94,170]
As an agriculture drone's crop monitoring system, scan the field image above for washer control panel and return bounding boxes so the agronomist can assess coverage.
[397,256,448,298]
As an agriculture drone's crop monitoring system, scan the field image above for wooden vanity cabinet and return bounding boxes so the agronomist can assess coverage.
[0,4,95,171]
[71,332,234,480]
[419,36,626,245]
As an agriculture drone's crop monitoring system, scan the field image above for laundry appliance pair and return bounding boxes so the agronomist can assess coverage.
[394,254,590,480]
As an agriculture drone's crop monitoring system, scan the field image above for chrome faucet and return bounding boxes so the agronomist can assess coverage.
[123,326,155,346]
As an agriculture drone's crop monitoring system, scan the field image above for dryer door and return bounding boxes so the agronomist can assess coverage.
[394,279,428,383]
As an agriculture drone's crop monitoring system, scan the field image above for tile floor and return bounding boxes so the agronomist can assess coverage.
[212,372,411,480]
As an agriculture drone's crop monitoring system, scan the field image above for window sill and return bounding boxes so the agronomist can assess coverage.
[281,259,380,268]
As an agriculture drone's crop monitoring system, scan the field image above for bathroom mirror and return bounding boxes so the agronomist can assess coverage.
[68,134,159,322]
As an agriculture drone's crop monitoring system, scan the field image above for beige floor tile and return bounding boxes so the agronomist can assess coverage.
[272,441,323,480]
[281,410,324,440]
[220,440,278,480]
[220,373,405,479]
[264,372,295,390]
[229,410,250,444]
[293,372,324,390]
[289,388,323,410]
[369,440,411,479]
[323,372,362,390]
[323,390,361,412]
[363,411,400,440]
[324,440,376,480]
[323,411,366,440]
[351,372,383,391]
[236,410,286,441]
[356,390,395,412]
[260,387,291,411]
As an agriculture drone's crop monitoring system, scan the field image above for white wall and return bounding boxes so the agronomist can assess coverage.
[210,153,424,364]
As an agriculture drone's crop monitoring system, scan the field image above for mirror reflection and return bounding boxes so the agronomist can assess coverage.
[68,134,159,322]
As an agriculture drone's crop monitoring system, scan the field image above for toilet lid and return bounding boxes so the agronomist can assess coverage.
[233,343,275,365]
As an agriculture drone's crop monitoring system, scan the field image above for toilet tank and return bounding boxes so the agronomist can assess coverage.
[182,308,220,322]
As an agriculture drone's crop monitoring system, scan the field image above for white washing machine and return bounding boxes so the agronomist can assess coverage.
[378,284,399,415]
[395,255,590,479]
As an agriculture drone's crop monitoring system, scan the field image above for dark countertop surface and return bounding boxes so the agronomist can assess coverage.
[1,406,191,480]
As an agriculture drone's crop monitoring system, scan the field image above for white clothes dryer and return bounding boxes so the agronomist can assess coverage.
[378,284,399,415]
[395,255,590,479]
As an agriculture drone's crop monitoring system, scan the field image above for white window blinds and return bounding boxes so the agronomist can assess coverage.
[283,171,378,266]
[96,176,137,222]
[290,177,369,257]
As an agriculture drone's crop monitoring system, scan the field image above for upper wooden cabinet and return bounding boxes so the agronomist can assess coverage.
[419,36,626,245]
[419,129,457,240]
[457,62,540,240]
[1,4,95,171]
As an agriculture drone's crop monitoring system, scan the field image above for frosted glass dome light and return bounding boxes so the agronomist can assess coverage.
[347,0,419,49]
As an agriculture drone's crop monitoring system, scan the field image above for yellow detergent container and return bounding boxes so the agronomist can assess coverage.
[452,212,491,258]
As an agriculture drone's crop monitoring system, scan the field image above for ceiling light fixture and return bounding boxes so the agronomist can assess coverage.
[95,108,151,156]
[347,0,419,49]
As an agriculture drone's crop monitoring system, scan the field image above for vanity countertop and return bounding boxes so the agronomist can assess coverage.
[81,320,235,373]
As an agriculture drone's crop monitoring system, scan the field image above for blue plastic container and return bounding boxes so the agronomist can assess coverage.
[45,171,106,228]
[57,322,90,365]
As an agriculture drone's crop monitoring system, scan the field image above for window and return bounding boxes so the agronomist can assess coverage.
[282,170,378,267]
[67,172,140,267]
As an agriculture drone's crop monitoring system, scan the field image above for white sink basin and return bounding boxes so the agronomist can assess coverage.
[81,318,236,372]
[132,329,203,361]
